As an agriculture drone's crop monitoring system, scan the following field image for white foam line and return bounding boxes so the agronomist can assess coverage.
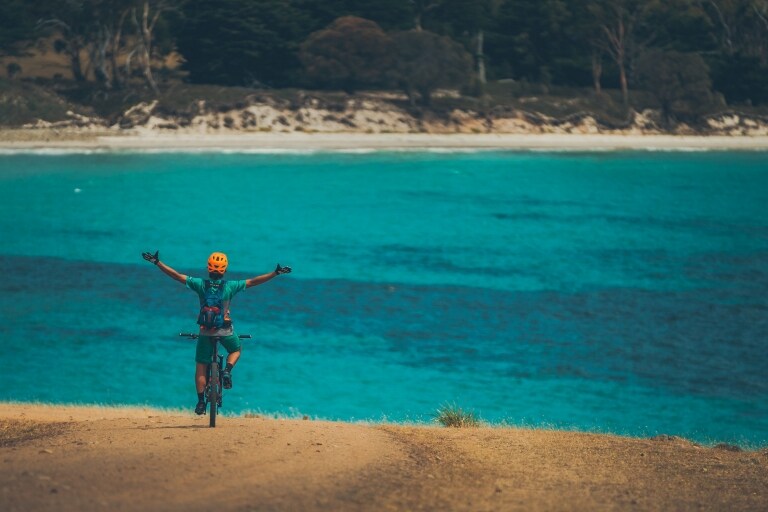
[0,146,766,155]
[0,148,112,155]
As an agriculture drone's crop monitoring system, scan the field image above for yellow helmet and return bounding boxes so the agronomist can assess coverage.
[207,252,228,274]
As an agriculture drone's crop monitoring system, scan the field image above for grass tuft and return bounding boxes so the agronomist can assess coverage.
[434,403,482,428]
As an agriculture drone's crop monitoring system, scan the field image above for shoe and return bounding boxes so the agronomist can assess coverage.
[195,400,206,415]
[222,370,232,390]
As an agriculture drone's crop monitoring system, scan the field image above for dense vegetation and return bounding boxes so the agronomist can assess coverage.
[2,0,768,121]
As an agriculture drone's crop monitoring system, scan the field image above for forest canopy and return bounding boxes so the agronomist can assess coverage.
[2,0,768,108]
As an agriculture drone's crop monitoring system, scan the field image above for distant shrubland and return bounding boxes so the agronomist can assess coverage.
[2,1,768,128]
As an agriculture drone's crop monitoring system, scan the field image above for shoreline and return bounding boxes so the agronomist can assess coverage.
[2,130,768,152]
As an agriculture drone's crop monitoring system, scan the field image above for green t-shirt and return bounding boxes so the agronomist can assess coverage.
[186,277,247,335]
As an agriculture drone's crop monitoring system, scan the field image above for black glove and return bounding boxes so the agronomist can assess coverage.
[142,250,159,265]
[275,263,292,275]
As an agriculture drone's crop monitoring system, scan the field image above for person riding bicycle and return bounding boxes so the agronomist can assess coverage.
[142,250,291,415]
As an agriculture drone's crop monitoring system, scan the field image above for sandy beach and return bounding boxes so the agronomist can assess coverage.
[1,403,766,512]
[2,130,768,151]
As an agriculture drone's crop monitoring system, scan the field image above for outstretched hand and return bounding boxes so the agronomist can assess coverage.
[142,250,159,265]
[275,263,292,275]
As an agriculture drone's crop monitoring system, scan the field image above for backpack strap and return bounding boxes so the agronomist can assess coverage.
[201,279,226,301]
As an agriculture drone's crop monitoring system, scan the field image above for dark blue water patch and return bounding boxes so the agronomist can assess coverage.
[492,211,768,240]
[373,244,522,277]
[685,252,768,292]
[251,277,768,404]
[2,254,766,405]
[57,228,121,239]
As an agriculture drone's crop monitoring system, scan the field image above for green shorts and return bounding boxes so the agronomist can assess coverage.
[195,334,242,364]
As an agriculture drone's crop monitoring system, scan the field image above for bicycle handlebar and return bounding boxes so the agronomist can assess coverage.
[179,333,252,339]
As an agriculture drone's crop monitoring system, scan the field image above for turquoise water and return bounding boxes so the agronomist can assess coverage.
[0,149,766,446]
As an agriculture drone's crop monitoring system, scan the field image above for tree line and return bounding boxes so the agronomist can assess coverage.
[2,0,768,110]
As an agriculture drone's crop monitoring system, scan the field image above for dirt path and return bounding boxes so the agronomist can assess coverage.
[1,404,766,511]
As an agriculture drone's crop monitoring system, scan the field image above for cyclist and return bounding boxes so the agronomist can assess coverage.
[142,250,291,415]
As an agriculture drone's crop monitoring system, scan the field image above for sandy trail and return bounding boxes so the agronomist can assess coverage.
[1,404,766,511]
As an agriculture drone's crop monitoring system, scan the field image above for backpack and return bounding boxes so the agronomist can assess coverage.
[197,280,227,329]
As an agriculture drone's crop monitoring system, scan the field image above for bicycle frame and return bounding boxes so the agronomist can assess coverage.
[179,332,251,428]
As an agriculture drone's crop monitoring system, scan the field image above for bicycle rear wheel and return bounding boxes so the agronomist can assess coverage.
[208,362,219,428]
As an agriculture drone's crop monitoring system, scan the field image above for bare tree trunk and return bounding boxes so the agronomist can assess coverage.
[613,17,628,105]
[411,1,441,30]
[414,14,423,31]
[124,47,137,78]
[704,0,734,54]
[755,1,768,64]
[601,11,632,106]
[91,26,112,89]
[756,1,768,30]
[407,87,417,106]
[618,55,628,105]
[592,50,602,94]
[67,41,87,82]
[139,44,159,94]
[420,87,432,106]
[140,2,160,94]
[476,29,486,85]
[132,2,161,95]
[110,10,129,89]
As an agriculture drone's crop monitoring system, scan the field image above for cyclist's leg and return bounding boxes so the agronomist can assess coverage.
[226,350,241,367]
[194,362,207,415]
[221,334,242,389]
[221,334,242,368]
[194,336,213,413]
[195,363,207,393]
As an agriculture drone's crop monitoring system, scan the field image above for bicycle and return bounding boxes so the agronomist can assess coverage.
[179,332,252,427]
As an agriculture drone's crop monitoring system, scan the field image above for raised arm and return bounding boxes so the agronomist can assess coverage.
[246,263,292,288]
[142,250,188,284]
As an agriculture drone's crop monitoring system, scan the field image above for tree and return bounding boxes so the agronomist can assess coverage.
[176,0,309,87]
[587,0,646,106]
[487,0,572,84]
[0,1,36,57]
[755,0,768,34]
[700,0,767,60]
[431,0,494,87]
[130,1,176,94]
[32,0,177,91]
[635,49,713,124]
[697,0,768,104]
[411,0,444,30]
[300,16,394,93]
[263,0,414,41]
[36,0,92,82]
[710,53,768,104]
[391,29,472,105]
[82,0,134,89]
[640,0,718,52]
[344,0,415,30]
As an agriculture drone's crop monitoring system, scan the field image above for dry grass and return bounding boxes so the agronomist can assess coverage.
[0,418,70,447]
[435,403,482,428]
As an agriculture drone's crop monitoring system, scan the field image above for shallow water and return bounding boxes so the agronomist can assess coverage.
[1,149,766,445]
